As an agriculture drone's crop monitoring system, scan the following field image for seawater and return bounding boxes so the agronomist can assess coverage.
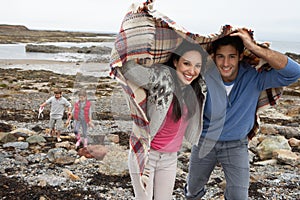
[0,42,113,62]
[267,40,300,54]
[0,42,112,77]
[0,41,299,61]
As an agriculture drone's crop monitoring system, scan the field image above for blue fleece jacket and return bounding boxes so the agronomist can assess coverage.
[201,58,300,141]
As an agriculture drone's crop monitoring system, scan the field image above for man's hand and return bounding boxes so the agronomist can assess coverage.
[230,28,255,51]
[231,28,288,70]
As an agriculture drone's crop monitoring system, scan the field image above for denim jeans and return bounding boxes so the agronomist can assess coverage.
[74,119,88,138]
[186,137,250,200]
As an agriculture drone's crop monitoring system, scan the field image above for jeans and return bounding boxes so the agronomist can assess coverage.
[186,137,250,200]
[129,148,177,200]
[74,119,88,138]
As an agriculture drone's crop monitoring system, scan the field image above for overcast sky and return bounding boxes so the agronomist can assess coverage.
[1,0,300,42]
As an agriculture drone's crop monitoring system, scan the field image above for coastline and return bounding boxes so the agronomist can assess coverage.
[0,59,67,64]
[0,59,111,78]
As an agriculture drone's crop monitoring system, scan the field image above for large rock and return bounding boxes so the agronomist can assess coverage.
[87,145,108,160]
[272,149,300,166]
[0,122,15,132]
[47,148,76,165]
[11,128,36,136]
[98,145,129,176]
[0,132,17,143]
[3,142,29,150]
[77,145,108,160]
[26,135,47,144]
[256,136,291,160]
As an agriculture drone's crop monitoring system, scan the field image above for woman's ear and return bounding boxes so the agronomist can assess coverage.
[173,60,178,68]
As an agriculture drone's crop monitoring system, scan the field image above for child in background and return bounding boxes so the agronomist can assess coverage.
[72,89,93,148]
[40,88,72,142]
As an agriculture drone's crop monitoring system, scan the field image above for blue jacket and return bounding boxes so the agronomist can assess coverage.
[202,58,300,141]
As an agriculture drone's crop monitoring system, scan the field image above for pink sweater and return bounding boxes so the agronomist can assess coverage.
[151,103,188,152]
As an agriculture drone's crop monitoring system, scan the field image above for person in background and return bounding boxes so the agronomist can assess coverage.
[72,89,93,148]
[185,28,300,200]
[40,88,72,142]
[121,39,207,200]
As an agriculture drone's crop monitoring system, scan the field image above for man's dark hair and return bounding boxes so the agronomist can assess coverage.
[212,36,244,55]
[54,88,62,94]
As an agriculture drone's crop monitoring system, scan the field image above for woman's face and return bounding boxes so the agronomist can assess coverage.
[174,50,202,85]
[79,95,86,102]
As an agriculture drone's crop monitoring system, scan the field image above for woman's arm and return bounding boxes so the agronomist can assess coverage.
[120,60,162,90]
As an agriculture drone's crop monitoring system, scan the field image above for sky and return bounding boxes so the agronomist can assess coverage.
[1,0,300,42]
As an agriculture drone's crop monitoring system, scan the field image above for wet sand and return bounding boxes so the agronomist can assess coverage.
[0,59,111,77]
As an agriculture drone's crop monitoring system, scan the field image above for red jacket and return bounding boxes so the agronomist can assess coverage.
[74,100,91,123]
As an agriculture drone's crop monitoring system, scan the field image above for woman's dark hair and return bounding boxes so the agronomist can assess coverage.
[164,39,207,122]
[211,35,244,55]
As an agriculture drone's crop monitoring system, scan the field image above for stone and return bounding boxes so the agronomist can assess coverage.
[3,142,29,150]
[256,136,291,160]
[87,145,108,160]
[0,132,17,143]
[26,135,47,144]
[47,148,75,165]
[272,149,300,166]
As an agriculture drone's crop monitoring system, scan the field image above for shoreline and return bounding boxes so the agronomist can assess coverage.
[0,58,69,65]
[0,59,111,77]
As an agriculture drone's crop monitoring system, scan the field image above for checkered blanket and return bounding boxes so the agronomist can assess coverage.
[110,0,282,189]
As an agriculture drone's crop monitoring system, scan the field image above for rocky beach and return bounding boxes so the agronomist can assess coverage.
[0,24,299,200]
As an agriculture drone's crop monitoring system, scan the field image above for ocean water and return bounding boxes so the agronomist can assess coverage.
[1,62,110,77]
[266,40,300,54]
[0,42,113,77]
[0,42,113,62]
[0,40,299,62]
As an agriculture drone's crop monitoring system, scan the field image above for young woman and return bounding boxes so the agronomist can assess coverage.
[120,39,207,200]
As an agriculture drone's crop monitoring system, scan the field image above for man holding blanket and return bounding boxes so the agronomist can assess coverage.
[185,28,300,200]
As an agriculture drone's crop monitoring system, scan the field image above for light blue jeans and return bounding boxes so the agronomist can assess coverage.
[185,137,249,200]
[74,119,88,138]
[129,148,177,200]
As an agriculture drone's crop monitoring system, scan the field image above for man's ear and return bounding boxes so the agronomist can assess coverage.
[239,53,244,61]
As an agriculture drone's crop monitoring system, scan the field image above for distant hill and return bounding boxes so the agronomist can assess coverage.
[0,24,29,31]
[0,24,116,44]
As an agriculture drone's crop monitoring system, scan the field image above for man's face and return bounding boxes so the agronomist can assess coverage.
[213,44,243,82]
[54,93,61,99]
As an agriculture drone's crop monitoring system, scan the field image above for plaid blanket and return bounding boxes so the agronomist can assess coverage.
[110,0,282,189]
